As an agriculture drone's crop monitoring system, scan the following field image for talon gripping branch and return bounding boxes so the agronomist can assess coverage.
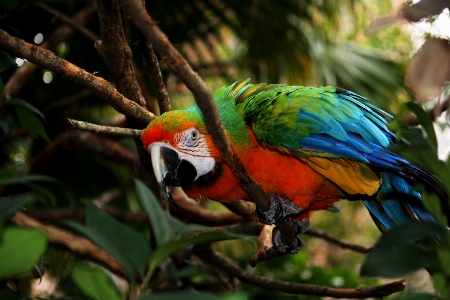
[141,80,445,253]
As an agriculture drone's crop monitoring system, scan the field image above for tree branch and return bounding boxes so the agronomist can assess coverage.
[11,212,126,278]
[65,118,142,137]
[0,29,155,127]
[197,246,405,298]
[36,3,99,42]
[304,228,372,254]
[96,0,145,108]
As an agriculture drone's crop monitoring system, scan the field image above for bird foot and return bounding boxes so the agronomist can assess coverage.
[272,218,310,255]
[256,193,302,225]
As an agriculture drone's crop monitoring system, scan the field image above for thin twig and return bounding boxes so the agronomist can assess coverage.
[138,32,171,114]
[29,131,138,173]
[11,212,126,277]
[65,118,142,137]
[196,246,405,298]
[0,29,155,127]
[305,228,372,254]
[36,3,99,42]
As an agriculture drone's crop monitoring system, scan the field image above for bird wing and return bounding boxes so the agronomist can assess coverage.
[230,81,402,196]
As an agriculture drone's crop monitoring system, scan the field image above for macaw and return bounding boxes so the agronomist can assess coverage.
[141,80,445,254]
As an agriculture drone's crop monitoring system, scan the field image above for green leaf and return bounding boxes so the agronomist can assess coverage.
[135,180,208,246]
[360,222,445,277]
[63,220,135,280]
[392,294,439,300]
[405,102,438,152]
[135,179,174,245]
[85,202,150,276]
[0,174,58,186]
[0,77,4,98]
[63,202,150,280]
[0,194,35,223]
[15,105,50,142]
[0,118,8,133]
[71,263,122,300]
[8,97,45,120]
[0,50,16,72]
[149,230,245,275]
[0,227,47,279]
[138,291,248,300]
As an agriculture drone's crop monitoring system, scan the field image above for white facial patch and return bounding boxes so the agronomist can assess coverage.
[177,152,215,180]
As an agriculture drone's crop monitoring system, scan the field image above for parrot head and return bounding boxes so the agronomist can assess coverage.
[141,110,221,204]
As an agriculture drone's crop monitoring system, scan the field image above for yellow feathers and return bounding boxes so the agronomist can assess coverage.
[305,157,381,195]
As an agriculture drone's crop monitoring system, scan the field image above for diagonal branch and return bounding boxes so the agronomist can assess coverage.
[118,0,297,254]
[0,29,155,127]
[65,118,142,137]
[196,245,405,298]
[11,212,126,277]
[36,3,99,42]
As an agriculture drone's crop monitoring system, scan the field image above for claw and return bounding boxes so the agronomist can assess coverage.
[272,226,305,254]
[256,193,302,225]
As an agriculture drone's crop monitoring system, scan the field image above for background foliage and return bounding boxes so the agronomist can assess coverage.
[0,0,449,299]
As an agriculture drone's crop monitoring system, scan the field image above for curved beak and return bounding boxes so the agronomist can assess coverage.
[150,143,197,205]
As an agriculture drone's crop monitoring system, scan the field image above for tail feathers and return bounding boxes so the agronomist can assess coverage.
[363,173,438,232]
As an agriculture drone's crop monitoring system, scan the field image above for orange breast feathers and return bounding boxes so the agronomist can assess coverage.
[183,129,343,212]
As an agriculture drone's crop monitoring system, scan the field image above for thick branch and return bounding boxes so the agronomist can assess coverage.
[11,212,126,277]
[96,0,145,108]
[65,118,142,137]
[197,246,405,298]
[0,29,155,127]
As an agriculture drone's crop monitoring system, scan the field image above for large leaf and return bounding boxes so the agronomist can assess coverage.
[85,202,150,276]
[0,50,16,72]
[15,105,50,142]
[0,77,4,98]
[149,230,246,274]
[72,263,123,300]
[360,222,446,277]
[0,194,35,223]
[0,174,57,186]
[0,227,47,279]
[8,97,45,120]
[400,0,449,22]
[135,180,208,246]
[404,102,438,152]
[138,290,247,300]
[64,202,150,279]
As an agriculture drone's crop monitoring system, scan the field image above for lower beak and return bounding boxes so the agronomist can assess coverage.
[150,143,197,205]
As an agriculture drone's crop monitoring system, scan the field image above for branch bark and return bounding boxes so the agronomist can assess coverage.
[65,118,142,137]
[0,29,155,127]
[11,212,126,278]
[197,246,405,298]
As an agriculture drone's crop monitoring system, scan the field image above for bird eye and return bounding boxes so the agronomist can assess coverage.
[191,129,198,140]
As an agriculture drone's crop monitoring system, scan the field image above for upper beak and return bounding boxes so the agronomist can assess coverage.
[150,143,197,205]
